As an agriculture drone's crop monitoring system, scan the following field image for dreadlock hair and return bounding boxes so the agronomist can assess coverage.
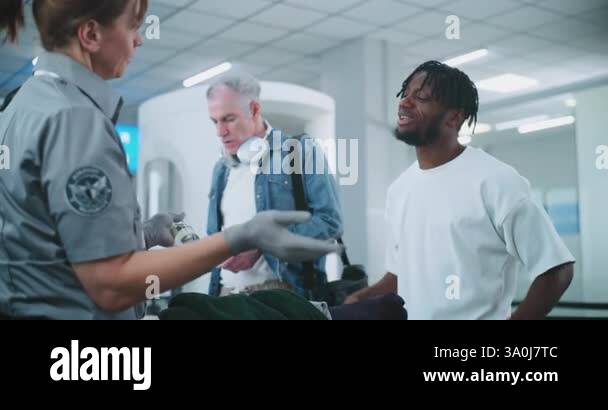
[397,60,479,133]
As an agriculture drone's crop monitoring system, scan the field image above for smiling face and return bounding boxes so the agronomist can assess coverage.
[394,71,448,147]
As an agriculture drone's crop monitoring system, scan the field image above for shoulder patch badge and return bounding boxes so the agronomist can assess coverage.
[66,167,113,215]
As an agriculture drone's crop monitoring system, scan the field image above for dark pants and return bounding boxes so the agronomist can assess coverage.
[328,294,408,320]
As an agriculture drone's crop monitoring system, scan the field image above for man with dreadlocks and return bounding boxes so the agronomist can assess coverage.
[345,61,574,320]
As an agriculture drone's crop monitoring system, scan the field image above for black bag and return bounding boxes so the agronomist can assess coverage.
[289,135,368,306]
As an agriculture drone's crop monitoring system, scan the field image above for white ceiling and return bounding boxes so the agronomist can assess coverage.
[1,0,607,124]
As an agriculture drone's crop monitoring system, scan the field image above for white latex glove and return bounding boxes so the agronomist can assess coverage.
[224,211,343,263]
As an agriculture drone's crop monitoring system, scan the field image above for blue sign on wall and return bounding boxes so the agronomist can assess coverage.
[547,203,580,235]
[115,124,139,174]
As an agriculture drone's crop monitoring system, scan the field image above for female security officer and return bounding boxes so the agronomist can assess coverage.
[0,0,340,319]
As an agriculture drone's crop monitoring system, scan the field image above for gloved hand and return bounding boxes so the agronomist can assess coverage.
[223,211,343,263]
[144,212,185,249]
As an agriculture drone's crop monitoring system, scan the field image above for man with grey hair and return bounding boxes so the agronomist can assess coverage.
[205,71,344,299]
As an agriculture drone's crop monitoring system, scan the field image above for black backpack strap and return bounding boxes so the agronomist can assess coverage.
[289,135,351,272]
[337,238,350,266]
[288,136,316,290]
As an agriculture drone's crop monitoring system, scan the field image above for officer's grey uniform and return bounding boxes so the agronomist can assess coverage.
[0,51,145,320]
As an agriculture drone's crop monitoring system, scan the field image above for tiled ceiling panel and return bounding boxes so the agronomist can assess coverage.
[0,0,605,122]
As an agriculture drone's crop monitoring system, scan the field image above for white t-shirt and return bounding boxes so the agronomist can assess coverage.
[220,125,276,293]
[385,147,575,320]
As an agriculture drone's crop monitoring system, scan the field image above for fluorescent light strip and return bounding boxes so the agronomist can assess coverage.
[183,62,232,88]
[495,115,549,131]
[476,74,538,93]
[460,122,492,137]
[518,116,575,134]
[475,123,492,134]
[444,49,488,67]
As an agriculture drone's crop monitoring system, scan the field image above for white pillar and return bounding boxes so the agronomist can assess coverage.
[575,85,608,303]
[321,39,413,282]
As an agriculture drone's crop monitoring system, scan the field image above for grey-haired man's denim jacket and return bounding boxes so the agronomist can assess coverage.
[207,130,344,298]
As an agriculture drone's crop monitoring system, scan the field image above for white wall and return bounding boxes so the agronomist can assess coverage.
[322,40,369,274]
[321,38,414,283]
[576,85,608,305]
